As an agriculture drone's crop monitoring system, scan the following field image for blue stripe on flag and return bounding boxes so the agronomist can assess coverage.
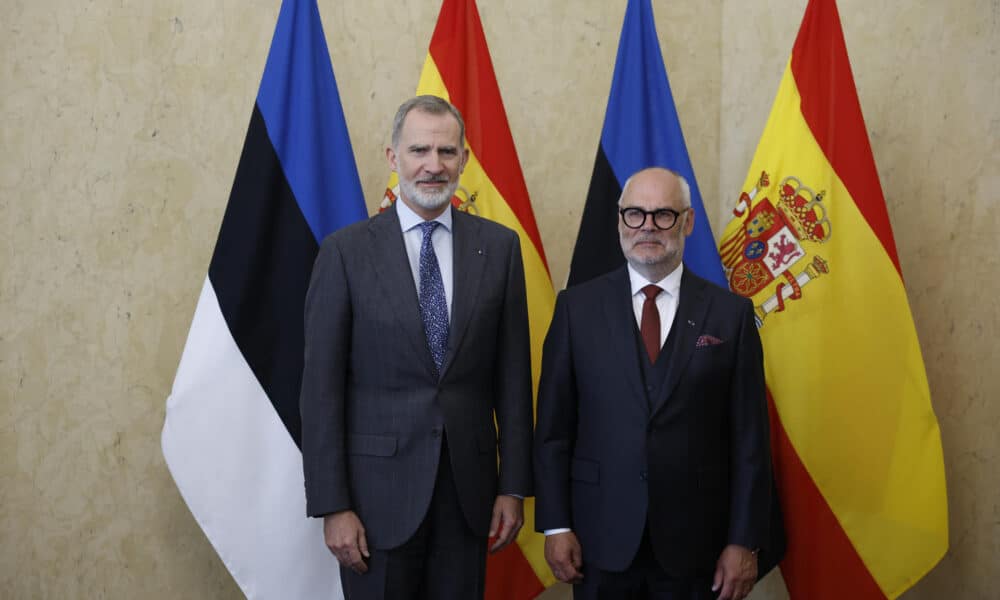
[256,0,367,241]
[601,0,726,287]
[166,2,361,596]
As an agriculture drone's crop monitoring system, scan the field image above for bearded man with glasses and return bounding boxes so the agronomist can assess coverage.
[534,167,782,600]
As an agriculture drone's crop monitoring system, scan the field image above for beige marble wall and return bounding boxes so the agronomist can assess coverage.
[1,0,994,598]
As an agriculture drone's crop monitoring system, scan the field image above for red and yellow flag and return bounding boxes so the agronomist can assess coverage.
[384,0,555,596]
[719,1,947,598]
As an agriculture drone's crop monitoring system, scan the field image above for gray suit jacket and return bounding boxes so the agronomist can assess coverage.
[300,204,533,550]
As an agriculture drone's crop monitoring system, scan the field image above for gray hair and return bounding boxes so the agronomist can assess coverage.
[390,95,466,149]
[618,167,692,209]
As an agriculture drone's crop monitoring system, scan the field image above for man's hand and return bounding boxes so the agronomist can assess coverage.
[711,544,757,600]
[544,531,584,584]
[488,495,524,553]
[324,510,370,574]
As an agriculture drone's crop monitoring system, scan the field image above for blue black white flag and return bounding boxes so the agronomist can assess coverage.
[567,0,726,287]
[162,1,366,597]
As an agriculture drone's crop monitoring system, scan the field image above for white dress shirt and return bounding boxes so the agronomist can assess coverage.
[627,262,684,349]
[396,199,454,318]
[544,263,684,537]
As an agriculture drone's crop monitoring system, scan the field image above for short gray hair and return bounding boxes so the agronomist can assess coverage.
[618,167,692,208]
[390,95,466,149]
[676,175,691,208]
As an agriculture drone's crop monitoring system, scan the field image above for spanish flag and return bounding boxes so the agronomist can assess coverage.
[718,1,948,598]
[382,0,555,597]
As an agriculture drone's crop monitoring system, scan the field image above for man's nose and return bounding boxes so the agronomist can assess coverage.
[424,153,444,174]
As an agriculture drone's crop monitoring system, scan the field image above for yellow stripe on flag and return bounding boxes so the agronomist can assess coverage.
[723,62,947,596]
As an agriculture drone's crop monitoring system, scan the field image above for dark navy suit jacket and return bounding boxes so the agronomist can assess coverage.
[534,265,782,577]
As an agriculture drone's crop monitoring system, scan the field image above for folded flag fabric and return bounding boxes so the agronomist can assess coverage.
[567,0,726,288]
[718,1,948,597]
[162,1,366,597]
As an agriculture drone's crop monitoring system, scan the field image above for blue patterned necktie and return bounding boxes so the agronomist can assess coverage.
[417,221,449,374]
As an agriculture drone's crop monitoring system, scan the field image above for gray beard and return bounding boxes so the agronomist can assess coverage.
[399,177,458,212]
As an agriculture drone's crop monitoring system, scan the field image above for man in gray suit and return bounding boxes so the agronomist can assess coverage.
[300,96,534,599]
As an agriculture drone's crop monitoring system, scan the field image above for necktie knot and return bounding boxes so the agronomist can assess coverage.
[418,220,440,240]
[642,284,662,302]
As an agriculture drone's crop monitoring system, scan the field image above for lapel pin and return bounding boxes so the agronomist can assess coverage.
[687,320,696,327]
[476,248,484,255]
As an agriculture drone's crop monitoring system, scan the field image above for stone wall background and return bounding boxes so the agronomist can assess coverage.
[2,0,996,598]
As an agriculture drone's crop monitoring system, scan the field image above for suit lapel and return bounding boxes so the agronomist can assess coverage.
[367,205,438,376]
[440,208,484,377]
[651,268,711,417]
[601,266,648,409]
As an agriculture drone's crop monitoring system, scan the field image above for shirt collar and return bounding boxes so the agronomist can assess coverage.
[396,197,453,233]
[627,262,683,298]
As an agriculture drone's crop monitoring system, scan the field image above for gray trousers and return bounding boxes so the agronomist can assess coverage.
[341,438,487,600]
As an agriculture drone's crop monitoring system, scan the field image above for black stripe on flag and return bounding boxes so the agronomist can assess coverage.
[567,145,625,287]
[208,104,318,448]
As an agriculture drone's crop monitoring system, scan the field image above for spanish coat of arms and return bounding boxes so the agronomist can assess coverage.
[720,172,832,327]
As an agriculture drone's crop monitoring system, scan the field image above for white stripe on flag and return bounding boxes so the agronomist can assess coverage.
[163,276,341,599]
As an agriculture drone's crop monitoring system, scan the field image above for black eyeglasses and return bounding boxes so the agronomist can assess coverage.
[619,207,686,230]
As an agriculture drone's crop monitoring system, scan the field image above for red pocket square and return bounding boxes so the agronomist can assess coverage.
[696,334,723,347]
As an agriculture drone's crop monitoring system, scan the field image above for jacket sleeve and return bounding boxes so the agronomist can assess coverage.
[726,297,772,550]
[533,291,578,531]
[494,232,535,497]
[300,235,353,518]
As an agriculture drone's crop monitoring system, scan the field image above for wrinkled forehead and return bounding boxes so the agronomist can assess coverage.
[399,109,463,145]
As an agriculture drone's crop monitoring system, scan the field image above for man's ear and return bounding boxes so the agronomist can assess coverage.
[459,147,470,173]
[386,146,398,172]
[683,207,696,237]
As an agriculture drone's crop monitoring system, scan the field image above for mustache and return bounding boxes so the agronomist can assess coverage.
[417,176,449,184]
[631,235,665,245]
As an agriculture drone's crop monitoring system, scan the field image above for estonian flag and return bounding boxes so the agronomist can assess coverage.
[161,1,365,597]
[567,0,726,288]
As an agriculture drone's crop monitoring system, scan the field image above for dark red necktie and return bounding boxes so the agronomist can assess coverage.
[640,284,662,363]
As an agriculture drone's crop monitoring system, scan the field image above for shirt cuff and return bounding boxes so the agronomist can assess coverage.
[543,528,572,536]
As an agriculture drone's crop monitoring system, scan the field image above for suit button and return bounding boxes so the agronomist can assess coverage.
[431,428,442,438]
[640,470,648,481]
[646,385,654,393]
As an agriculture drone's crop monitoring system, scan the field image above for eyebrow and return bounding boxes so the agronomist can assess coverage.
[620,206,680,212]
[406,144,459,153]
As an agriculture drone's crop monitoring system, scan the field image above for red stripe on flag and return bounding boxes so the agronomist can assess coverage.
[768,390,886,599]
[485,543,546,600]
[427,0,549,269]
[790,0,902,277]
